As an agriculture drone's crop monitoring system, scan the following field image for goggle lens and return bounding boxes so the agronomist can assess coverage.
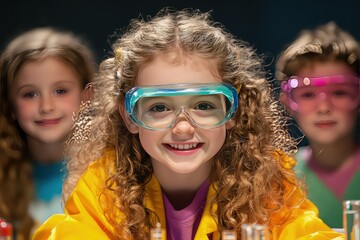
[282,75,359,112]
[135,94,230,129]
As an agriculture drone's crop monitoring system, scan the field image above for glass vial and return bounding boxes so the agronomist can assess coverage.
[241,224,269,240]
[222,230,237,240]
[252,224,269,240]
[150,222,166,240]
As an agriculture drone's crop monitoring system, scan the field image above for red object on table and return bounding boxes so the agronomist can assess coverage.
[0,218,13,238]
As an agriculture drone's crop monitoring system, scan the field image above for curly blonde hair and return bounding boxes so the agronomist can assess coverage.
[64,8,302,239]
[0,27,95,239]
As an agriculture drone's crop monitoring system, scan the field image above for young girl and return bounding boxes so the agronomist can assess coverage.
[34,9,343,239]
[0,27,95,239]
[277,22,360,228]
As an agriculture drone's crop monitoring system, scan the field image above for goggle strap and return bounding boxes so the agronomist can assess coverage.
[236,84,242,95]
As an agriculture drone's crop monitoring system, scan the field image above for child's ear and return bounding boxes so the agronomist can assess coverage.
[81,83,93,102]
[118,102,139,134]
[225,119,235,129]
[280,92,296,117]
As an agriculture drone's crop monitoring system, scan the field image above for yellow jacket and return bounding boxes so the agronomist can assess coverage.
[33,149,343,240]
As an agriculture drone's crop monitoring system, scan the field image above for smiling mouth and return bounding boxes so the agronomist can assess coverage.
[35,118,61,126]
[167,143,201,150]
[315,121,336,128]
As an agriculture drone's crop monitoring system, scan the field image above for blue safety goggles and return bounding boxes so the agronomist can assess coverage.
[125,82,238,130]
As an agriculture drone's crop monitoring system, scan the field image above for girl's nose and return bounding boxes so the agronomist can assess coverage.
[171,117,195,135]
[316,92,333,114]
[39,95,55,114]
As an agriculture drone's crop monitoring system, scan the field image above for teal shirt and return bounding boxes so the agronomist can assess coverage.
[295,147,360,228]
[30,160,66,224]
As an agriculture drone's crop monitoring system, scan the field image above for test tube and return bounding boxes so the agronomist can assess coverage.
[343,200,360,240]
[241,224,253,240]
[240,224,269,240]
[252,224,269,240]
[222,230,237,240]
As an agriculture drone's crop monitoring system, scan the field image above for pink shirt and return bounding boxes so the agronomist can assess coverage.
[162,180,210,240]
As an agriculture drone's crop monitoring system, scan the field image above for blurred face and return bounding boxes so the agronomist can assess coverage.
[284,61,359,145]
[11,58,85,145]
[121,54,234,175]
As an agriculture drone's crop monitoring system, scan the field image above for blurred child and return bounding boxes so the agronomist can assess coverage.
[0,27,95,239]
[34,9,343,239]
[277,22,360,228]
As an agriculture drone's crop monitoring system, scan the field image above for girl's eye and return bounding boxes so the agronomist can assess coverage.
[150,104,169,112]
[195,102,214,110]
[55,89,68,95]
[333,90,346,96]
[300,92,315,99]
[331,89,354,97]
[23,92,37,98]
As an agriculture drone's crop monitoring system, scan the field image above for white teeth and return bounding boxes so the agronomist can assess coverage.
[169,143,198,149]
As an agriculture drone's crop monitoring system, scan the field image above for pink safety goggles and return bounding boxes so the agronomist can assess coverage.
[281,75,360,113]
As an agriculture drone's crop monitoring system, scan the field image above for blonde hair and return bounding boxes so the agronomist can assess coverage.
[65,8,301,239]
[0,27,95,239]
[276,21,360,81]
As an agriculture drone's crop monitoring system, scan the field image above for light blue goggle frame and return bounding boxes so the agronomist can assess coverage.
[125,82,239,130]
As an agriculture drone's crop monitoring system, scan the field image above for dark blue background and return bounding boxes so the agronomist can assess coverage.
[1,0,359,146]
[1,0,359,65]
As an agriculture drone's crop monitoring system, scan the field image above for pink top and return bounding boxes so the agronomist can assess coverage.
[162,179,210,240]
[307,146,360,200]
